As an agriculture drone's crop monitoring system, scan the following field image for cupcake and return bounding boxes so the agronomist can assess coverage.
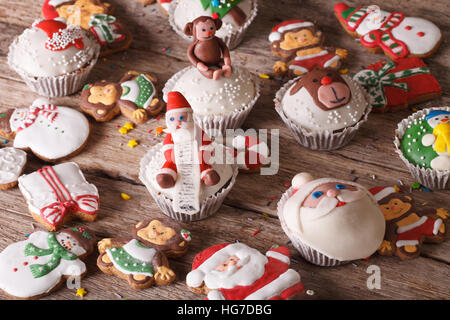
[8,19,100,97]
[275,67,371,150]
[277,173,385,266]
[168,0,258,49]
[394,107,450,189]
[139,91,238,222]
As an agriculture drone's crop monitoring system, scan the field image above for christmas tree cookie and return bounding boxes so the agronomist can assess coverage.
[0,227,96,299]
[97,218,190,290]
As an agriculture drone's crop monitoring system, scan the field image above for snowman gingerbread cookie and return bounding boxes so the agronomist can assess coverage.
[0,227,96,299]
[0,98,91,162]
[19,162,100,232]
[80,71,164,124]
[0,147,27,191]
[334,3,442,61]
[97,218,189,290]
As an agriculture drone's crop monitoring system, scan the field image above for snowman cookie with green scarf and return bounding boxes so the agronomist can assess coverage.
[97,218,191,290]
[0,227,96,299]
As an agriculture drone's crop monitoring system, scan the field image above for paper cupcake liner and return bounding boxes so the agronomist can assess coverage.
[8,39,100,98]
[139,143,239,222]
[274,77,372,150]
[277,187,346,266]
[163,66,260,137]
[394,107,450,189]
[168,0,258,50]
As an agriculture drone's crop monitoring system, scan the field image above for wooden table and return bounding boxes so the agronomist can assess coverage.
[0,0,448,300]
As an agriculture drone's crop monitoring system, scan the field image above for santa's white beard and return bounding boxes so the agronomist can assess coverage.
[202,251,267,290]
[299,194,385,261]
[171,124,195,144]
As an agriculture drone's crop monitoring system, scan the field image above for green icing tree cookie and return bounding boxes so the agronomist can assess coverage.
[400,117,438,169]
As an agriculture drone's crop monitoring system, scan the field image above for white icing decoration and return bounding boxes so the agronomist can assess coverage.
[10,99,90,161]
[106,240,156,277]
[0,231,86,298]
[48,0,72,6]
[281,76,368,132]
[18,162,99,221]
[244,269,300,300]
[173,0,253,38]
[0,147,26,185]
[167,67,257,116]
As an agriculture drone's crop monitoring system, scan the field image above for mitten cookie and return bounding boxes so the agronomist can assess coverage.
[370,186,448,259]
[186,243,304,300]
[97,238,176,290]
[269,20,347,77]
[353,58,441,113]
[334,3,442,61]
[0,98,90,162]
[18,162,100,232]
[0,147,27,191]
[0,227,96,299]
[132,218,192,258]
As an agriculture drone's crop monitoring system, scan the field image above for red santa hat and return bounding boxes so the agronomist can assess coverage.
[369,186,397,202]
[268,20,314,43]
[165,91,193,116]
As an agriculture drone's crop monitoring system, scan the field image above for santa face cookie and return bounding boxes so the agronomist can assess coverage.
[370,186,449,260]
[18,162,99,231]
[0,227,96,299]
[186,243,304,300]
[277,173,386,266]
[42,0,114,30]
[269,20,348,78]
[132,218,192,258]
[353,58,441,113]
[334,3,442,61]
[0,98,90,162]
[0,147,27,190]
[80,71,163,124]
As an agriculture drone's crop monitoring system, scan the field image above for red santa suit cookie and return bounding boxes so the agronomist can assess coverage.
[186,243,304,300]
[370,186,449,259]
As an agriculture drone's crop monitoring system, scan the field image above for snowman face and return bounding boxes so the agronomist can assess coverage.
[356,9,390,35]
[56,232,86,256]
[9,108,27,131]
[427,113,450,128]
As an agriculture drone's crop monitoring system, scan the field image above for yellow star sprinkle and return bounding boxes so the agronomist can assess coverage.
[119,127,128,135]
[121,193,131,200]
[338,68,348,74]
[128,139,138,148]
[123,122,134,130]
[76,288,87,297]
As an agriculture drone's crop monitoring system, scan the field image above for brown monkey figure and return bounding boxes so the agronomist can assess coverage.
[184,16,232,80]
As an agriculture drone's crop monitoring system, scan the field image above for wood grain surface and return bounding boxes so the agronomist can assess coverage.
[0,0,448,300]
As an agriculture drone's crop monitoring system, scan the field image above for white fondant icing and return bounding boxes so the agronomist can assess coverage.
[0,147,26,185]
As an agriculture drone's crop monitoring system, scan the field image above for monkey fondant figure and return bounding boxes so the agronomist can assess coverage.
[184,16,232,80]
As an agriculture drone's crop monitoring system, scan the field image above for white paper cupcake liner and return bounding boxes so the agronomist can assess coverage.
[8,38,100,98]
[168,0,258,50]
[139,143,239,222]
[277,187,346,266]
[163,66,260,137]
[394,107,450,190]
[274,77,372,150]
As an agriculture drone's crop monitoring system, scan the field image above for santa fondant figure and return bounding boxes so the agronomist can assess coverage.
[186,243,304,300]
[334,3,442,60]
[156,91,220,189]
[421,110,450,171]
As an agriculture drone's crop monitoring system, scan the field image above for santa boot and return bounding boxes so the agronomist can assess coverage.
[156,173,175,189]
[202,170,220,186]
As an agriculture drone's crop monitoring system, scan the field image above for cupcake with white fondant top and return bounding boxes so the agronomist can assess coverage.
[169,0,258,49]
[275,67,371,150]
[8,19,100,97]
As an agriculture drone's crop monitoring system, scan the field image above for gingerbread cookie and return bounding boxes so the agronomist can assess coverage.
[353,58,442,113]
[132,218,192,258]
[18,162,99,232]
[0,227,96,299]
[42,0,114,30]
[0,147,27,191]
[89,14,133,57]
[370,186,449,259]
[269,20,348,77]
[186,243,304,300]
[334,3,442,61]
[80,71,163,124]
[0,98,90,162]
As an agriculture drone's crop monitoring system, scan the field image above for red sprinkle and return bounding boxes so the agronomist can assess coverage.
[156,115,161,121]
[23,262,28,266]
[148,129,153,134]
[270,196,276,200]
[116,124,120,128]
[104,135,109,139]
[404,25,412,30]
[251,230,260,236]
[34,256,38,260]
[211,12,219,20]
[284,182,290,188]
[13,268,17,272]
[417,32,425,37]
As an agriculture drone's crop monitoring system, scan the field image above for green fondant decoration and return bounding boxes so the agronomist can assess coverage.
[107,245,154,275]
[24,233,77,279]
[200,0,244,19]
